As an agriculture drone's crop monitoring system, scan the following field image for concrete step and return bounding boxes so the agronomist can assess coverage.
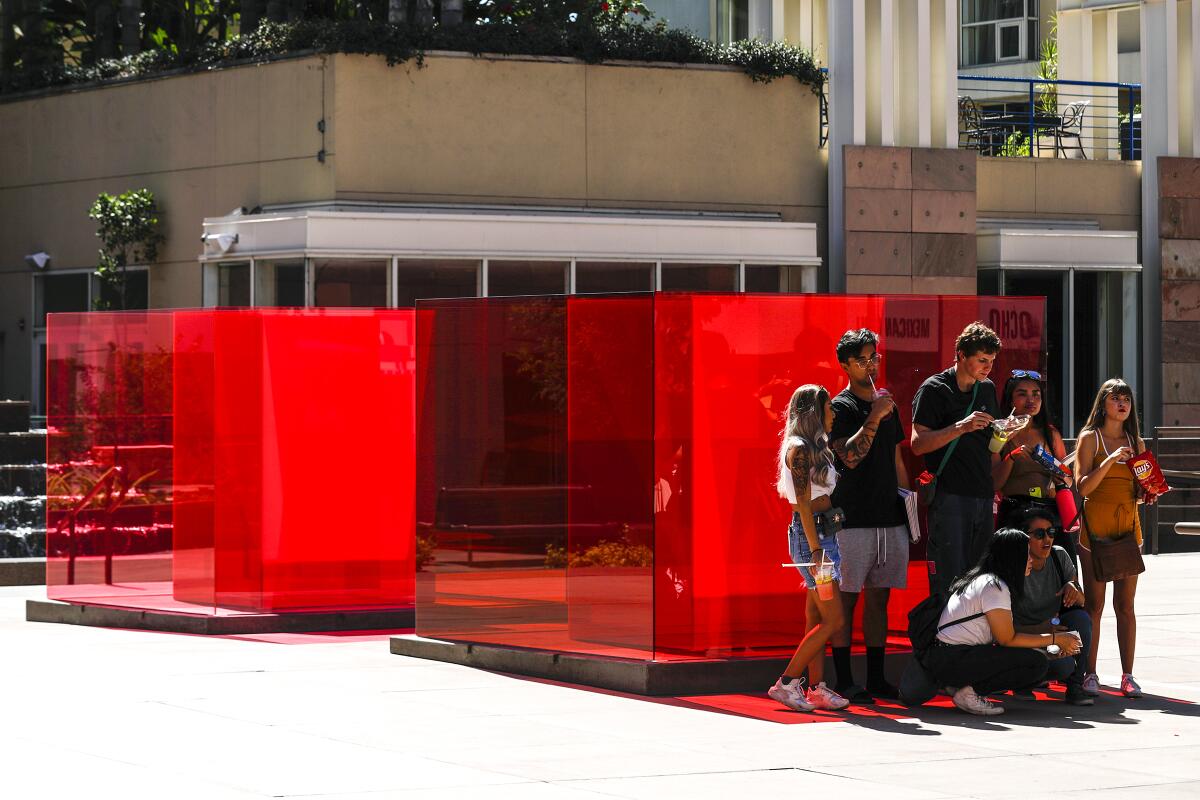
[0,432,45,464]
[0,495,44,528]
[0,529,46,558]
[0,466,45,495]
[0,557,44,586]
[0,401,31,433]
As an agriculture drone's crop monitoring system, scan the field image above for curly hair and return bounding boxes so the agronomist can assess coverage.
[955,321,1002,358]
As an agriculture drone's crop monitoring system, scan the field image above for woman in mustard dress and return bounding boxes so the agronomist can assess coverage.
[1073,379,1149,699]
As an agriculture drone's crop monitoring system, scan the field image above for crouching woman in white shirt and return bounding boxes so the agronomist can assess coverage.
[925,528,1082,716]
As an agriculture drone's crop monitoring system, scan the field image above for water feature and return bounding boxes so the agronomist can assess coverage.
[0,402,46,559]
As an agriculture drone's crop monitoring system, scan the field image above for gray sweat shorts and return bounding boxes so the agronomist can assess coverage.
[834,524,909,593]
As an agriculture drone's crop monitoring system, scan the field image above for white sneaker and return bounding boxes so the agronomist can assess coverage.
[768,678,815,711]
[1081,673,1101,696]
[806,681,850,710]
[1121,674,1143,698]
[952,685,1004,716]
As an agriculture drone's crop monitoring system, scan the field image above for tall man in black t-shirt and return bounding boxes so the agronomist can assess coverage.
[911,322,1003,597]
[828,329,910,703]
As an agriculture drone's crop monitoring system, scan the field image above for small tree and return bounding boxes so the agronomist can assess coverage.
[88,189,164,310]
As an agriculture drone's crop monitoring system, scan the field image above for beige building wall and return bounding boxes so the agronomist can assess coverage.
[0,52,826,402]
[976,156,1141,230]
[331,53,826,221]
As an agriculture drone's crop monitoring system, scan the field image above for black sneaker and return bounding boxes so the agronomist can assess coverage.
[836,684,875,704]
[866,681,900,700]
[1065,685,1095,706]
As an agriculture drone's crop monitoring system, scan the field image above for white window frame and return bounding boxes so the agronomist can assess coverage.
[960,0,1038,67]
[995,19,1025,62]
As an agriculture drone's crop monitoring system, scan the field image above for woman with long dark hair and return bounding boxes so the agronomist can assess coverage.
[992,370,1077,563]
[768,384,850,712]
[1073,378,1149,698]
[923,529,1079,716]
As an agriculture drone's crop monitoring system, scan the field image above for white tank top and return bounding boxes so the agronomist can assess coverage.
[777,442,837,505]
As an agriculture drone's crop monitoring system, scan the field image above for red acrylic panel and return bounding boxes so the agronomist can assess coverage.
[416,293,1045,662]
[47,309,415,615]
[46,312,177,608]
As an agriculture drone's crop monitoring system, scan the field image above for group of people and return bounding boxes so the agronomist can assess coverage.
[769,322,1150,717]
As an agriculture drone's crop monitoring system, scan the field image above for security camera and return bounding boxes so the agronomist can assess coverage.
[25,252,50,269]
[202,233,238,255]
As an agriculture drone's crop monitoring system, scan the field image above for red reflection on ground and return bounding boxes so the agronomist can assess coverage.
[416,294,1045,661]
[47,309,415,615]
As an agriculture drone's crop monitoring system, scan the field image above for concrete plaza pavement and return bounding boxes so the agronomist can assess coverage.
[2,554,1200,799]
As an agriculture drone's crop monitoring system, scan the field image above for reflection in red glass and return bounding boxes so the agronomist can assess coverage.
[46,309,415,616]
[417,294,1045,661]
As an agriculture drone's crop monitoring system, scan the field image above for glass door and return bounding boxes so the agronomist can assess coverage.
[987,267,1140,435]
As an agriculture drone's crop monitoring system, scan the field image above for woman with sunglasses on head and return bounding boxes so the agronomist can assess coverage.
[1010,506,1093,705]
[1073,378,1149,699]
[992,370,1078,563]
[923,528,1075,716]
[768,384,850,713]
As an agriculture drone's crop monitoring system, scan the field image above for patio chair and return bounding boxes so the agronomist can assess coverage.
[958,96,991,152]
[1038,101,1089,159]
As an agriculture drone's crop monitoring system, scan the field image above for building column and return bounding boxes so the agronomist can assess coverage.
[826,0,867,292]
[917,0,931,147]
[1141,0,1171,428]
[880,0,896,146]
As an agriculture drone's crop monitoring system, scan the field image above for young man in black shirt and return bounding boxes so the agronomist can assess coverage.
[911,322,1003,597]
[828,329,911,702]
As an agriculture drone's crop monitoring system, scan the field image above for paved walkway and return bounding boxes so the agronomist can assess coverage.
[3,554,1199,799]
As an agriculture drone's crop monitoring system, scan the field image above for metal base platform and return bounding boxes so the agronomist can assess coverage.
[390,635,911,696]
[27,599,414,635]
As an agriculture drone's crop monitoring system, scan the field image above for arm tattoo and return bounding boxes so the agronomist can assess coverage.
[788,447,811,500]
[832,423,877,469]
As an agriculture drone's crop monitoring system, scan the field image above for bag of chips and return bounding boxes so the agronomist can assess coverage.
[1128,451,1170,499]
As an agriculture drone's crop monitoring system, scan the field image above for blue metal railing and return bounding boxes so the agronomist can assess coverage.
[957,75,1140,160]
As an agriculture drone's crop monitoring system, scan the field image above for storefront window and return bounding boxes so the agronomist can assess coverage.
[216,261,250,307]
[744,265,816,293]
[575,262,654,294]
[660,263,737,292]
[488,261,568,297]
[395,259,479,306]
[255,259,306,307]
[313,259,390,308]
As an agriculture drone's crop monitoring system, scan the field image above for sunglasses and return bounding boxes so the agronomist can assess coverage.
[1011,369,1043,381]
[1028,527,1058,540]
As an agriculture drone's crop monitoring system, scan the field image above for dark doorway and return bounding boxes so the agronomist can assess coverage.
[1003,271,1067,430]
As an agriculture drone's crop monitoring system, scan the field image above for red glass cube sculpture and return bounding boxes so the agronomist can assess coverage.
[46,309,415,615]
[415,293,1046,660]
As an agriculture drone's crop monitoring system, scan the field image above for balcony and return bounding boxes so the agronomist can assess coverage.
[958,76,1141,161]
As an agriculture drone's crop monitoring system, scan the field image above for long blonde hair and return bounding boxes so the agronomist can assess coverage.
[776,384,835,499]
[1078,378,1141,444]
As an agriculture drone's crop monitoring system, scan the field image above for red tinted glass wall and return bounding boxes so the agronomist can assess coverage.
[416,294,1045,661]
[47,309,415,614]
[46,312,176,607]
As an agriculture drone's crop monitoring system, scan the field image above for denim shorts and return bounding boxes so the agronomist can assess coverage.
[788,511,843,590]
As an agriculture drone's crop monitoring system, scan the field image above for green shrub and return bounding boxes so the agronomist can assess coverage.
[0,19,824,96]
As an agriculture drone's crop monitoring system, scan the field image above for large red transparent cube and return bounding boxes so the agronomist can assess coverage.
[46,309,415,615]
[415,293,1046,660]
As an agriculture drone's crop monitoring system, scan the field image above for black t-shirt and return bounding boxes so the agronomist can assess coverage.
[830,388,906,527]
[912,367,1000,499]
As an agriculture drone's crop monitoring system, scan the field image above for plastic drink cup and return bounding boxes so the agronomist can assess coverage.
[814,552,836,600]
[988,420,1012,453]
